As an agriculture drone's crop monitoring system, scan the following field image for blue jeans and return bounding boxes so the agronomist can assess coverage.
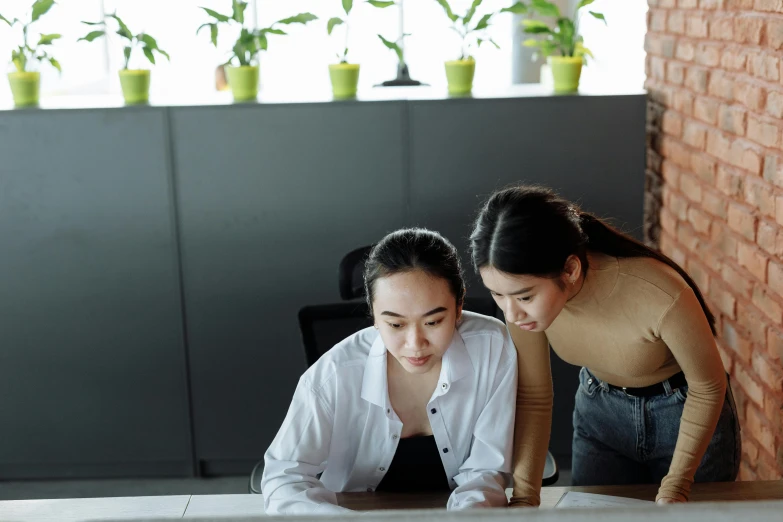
[572,367,740,486]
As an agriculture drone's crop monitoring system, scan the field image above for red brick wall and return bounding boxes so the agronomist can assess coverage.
[645,0,783,480]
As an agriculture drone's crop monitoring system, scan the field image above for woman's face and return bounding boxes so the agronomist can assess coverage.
[479,258,581,332]
[371,270,461,375]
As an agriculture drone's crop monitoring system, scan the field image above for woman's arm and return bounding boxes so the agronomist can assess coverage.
[261,376,351,515]
[657,287,727,503]
[507,324,553,507]
[447,331,517,509]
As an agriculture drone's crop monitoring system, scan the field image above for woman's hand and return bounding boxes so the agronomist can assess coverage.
[656,497,686,505]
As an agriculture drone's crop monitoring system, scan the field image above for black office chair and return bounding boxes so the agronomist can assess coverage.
[249,246,558,493]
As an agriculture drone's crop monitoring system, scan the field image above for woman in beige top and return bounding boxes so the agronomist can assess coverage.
[469,185,739,506]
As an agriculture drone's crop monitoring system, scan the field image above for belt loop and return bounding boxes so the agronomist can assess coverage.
[662,378,673,396]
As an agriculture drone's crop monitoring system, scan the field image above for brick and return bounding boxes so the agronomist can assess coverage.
[710,16,734,40]
[757,220,778,254]
[752,285,783,322]
[722,263,753,297]
[738,302,770,344]
[650,56,666,80]
[722,48,748,71]
[777,229,783,257]
[688,207,712,234]
[662,137,691,167]
[673,89,695,115]
[733,81,765,112]
[768,91,783,119]
[685,67,709,93]
[768,328,783,360]
[770,260,783,296]
[744,178,777,218]
[708,71,734,100]
[719,104,747,135]
[717,344,733,372]
[679,0,699,6]
[676,41,695,62]
[707,129,731,161]
[723,321,753,362]
[668,10,685,33]
[729,203,758,240]
[703,190,728,218]
[661,208,679,236]
[730,141,762,174]
[650,10,667,32]
[747,404,777,458]
[662,110,683,137]
[711,283,737,317]
[696,43,722,67]
[763,155,783,186]
[734,16,765,44]
[695,98,719,124]
[735,365,766,406]
[769,20,783,50]
[717,165,744,197]
[691,151,716,181]
[754,0,783,12]
[739,461,756,481]
[729,0,754,8]
[754,352,783,390]
[662,160,681,187]
[743,437,760,462]
[713,224,738,258]
[678,222,701,250]
[700,0,724,6]
[739,242,768,280]
[667,61,686,84]
[777,196,783,226]
[689,16,711,38]
[669,190,690,220]
[688,260,711,293]
[680,173,703,202]
[747,115,780,148]
[748,52,780,82]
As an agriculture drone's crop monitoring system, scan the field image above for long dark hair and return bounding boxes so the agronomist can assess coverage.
[364,228,466,315]
[469,185,716,335]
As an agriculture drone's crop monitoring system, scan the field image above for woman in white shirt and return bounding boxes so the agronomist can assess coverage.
[261,228,518,514]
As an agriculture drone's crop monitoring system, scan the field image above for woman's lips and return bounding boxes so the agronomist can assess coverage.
[515,322,537,331]
[406,355,432,366]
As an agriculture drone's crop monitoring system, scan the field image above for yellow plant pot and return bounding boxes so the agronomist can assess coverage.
[329,63,360,99]
[444,59,476,95]
[548,56,583,93]
[119,69,151,104]
[8,72,40,107]
[226,66,260,102]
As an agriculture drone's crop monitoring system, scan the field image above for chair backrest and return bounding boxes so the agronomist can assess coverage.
[298,302,373,367]
[338,245,372,301]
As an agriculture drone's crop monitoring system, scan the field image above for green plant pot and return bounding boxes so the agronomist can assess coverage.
[226,65,259,102]
[548,56,583,93]
[444,59,475,95]
[329,63,360,99]
[119,69,151,104]
[8,72,40,107]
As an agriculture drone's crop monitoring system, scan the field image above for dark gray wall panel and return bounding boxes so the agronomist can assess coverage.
[409,95,647,466]
[171,102,407,471]
[0,109,192,478]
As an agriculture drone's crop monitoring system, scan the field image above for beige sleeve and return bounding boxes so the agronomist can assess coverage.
[656,288,727,502]
[507,323,553,507]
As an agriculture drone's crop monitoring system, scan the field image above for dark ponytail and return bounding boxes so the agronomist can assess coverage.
[469,185,716,335]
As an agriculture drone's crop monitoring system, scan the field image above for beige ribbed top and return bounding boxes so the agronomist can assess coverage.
[509,252,726,505]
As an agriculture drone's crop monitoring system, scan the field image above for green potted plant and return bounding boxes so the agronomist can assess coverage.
[199,1,317,102]
[1,0,62,107]
[434,0,521,95]
[79,12,169,105]
[521,0,605,93]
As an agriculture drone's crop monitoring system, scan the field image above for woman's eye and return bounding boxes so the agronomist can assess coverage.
[425,319,443,327]
[518,296,532,302]
[387,323,402,329]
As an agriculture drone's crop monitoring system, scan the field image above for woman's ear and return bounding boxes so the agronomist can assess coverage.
[563,255,582,285]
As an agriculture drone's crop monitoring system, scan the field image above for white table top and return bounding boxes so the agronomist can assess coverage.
[0,495,190,521]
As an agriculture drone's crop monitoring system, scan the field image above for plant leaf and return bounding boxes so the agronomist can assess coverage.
[49,56,61,72]
[342,0,353,15]
[575,42,593,58]
[464,0,483,25]
[0,13,12,26]
[522,19,553,34]
[474,13,492,31]
[78,30,105,42]
[138,33,159,50]
[123,46,132,68]
[143,46,155,65]
[488,37,500,49]
[201,7,231,23]
[210,24,218,46]
[577,0,595,9]
[276,13,318,25]
[500,2,528,15]
[378,34,404,64]
[108,13,133,40]
[231,0,247,23]
[435,0,459,23]
[261,28,287,35]
[557,18,575,50]
[327,17,344,35]
[37,33,61,45]
[589,11,606,25]
[31,0,55,23]
[367,0,395,7]
[530,0,560,18]
[81,20,103,26]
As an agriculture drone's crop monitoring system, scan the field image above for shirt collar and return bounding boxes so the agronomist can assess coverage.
[360,329,474,408]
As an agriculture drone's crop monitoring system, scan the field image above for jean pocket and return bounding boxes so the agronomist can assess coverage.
[674,385,689,403]
[578,367,599,398]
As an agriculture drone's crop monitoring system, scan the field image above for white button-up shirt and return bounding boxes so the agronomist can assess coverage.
[261,312,517,514]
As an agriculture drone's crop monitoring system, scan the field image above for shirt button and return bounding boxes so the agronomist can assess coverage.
[442,448,449,453]
[386,408,390,414]
[430,408,437,414]
[441,383,448,390]
[379,467,385,472]
[587,378,593,385]
[392,434,398,440]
